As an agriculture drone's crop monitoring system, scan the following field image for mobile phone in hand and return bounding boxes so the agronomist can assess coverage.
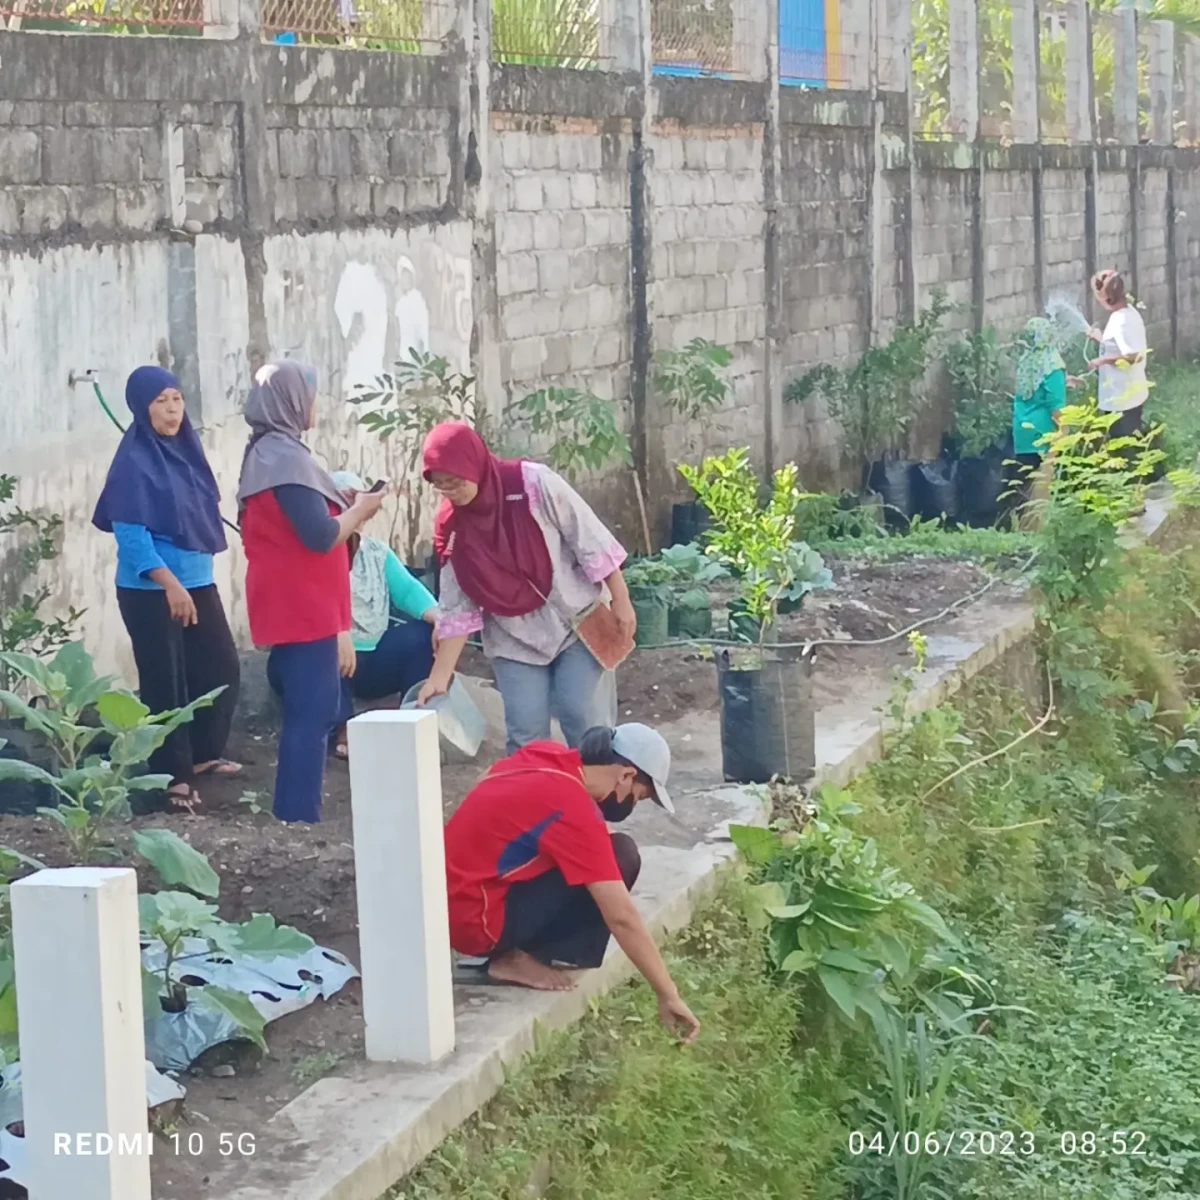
[369,479,389,494]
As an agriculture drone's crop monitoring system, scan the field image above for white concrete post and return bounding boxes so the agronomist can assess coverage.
[878,0,911,93]
[1114,4,1140,145]
[839,0,872,89]
[948,0,979,141]
[599,0,644,71]
[1065,0,1093,143]
[732,0,769,80]
[347,710,454,1064]
[1010,0,1039,143]
[12,868,151,1200]
[1148,19,1176,145]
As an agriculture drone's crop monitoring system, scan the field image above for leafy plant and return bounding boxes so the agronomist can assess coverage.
[679,448,830,632]
[504,387,631,481]
[735,786,976,1032]
[786,292,949,493]
[0,475,83,693]
[350,350,477,562]
[652,339,734,420]
[657,542,728,589]
[622,557,675,604]
[491,0,599,68]
[0,643,220,863]
[946,327,1012,458]
[136,832,314,1052]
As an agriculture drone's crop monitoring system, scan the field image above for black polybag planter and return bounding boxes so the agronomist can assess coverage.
[716,648,816,784]
[867,459,916,529]
[0,720,55,816]
[912,458,960,523]
[956,447,1008,526]
[669,502,711,547]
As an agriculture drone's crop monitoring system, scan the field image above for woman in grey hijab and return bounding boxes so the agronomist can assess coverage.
[237,361,385,823]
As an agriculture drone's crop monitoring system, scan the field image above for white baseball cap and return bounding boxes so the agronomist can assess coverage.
[611,723,674,815]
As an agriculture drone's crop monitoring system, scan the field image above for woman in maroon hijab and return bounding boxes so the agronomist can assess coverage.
[417,423,635,753]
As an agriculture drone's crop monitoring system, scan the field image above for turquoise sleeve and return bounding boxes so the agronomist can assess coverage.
[1040,370,1067,412]
[383,549,437,619]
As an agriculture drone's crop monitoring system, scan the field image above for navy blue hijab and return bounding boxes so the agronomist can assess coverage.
[92,367,227,555]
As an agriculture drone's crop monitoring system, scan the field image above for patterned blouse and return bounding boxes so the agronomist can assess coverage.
[436,461,627,667]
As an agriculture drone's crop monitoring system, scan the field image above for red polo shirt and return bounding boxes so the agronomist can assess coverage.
[444,742,623,955]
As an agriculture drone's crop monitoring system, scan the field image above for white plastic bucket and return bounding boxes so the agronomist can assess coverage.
[401,674,486,758]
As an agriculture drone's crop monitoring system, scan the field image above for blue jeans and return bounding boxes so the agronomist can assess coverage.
[334,617,435,729]
[491,639,610,754]
[266,637,341,824]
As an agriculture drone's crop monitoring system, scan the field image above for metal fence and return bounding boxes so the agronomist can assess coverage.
[1,0,203,32]
[261,0,454,45]
[651,0,739,75]
[490,0,609,69]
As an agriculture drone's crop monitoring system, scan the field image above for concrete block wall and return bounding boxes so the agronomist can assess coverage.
[1042,164,1088,302]
[1097,163,1135,281]
[1139,166,1172,348]
[912,164,975,328]
[982,167,1038,329]
[649,80,768,487]
[1175,161,1200,354]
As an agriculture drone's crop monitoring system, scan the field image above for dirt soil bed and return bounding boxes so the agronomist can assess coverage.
[0,552,989,1199]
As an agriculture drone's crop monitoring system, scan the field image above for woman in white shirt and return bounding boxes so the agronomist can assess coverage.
[1088,269,1149,440]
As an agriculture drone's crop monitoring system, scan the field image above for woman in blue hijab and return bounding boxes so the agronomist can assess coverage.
[93,366,241,814]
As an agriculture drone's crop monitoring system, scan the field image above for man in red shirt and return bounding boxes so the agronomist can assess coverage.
[445,723,700,1043]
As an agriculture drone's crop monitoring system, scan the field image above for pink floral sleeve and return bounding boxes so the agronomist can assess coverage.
[435,561,484,639]
[523,463,627,584]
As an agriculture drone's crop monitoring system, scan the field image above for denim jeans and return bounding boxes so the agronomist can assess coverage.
[491,639,611,753]
[266,637,341,823]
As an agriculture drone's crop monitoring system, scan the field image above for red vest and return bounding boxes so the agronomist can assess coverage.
[242,491,350,647]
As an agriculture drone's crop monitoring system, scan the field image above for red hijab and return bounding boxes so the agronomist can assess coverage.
[423,423,554,617]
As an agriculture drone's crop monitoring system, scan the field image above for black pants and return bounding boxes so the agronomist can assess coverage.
[117,585,241,785]
[492,832,641,969]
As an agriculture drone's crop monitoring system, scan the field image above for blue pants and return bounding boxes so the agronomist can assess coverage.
[491,639,609,754]
[335,617,435,728]
[266,637,341,824]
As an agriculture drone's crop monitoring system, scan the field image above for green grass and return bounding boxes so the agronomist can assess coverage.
[1146,360,1200,471]
[390,888,860,1200]
[390,535,1200,1200]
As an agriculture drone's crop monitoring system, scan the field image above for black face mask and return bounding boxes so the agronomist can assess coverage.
[599,793,635,823]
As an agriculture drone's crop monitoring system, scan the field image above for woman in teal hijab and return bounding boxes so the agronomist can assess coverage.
[1012,317,1066,461]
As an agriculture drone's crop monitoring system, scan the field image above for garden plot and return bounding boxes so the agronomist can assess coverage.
[0,549,1007,1200]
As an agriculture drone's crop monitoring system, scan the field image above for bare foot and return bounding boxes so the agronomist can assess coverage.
[487,950,575,992]
[193,759,243,777]
[165,784,203,815]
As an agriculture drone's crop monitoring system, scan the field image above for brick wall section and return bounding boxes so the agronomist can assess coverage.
[1096,167,1134,280]
[267,105,454,229]
[1138,166,1171,349]
[491,115,633,407]
[912,167,974,328]
[777,121,872,487]
[1175,160,1200,355]
[982,168,1037,330]
[648,121,767,476]
[1042,166,1088,300]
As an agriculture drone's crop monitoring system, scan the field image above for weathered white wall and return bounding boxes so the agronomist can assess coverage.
[0,223,472,682]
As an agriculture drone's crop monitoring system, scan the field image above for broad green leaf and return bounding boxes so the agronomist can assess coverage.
[766,902,812,920]
[814,882,888,912]
[95,690,150,730]
[232,913,315,959]
[818,967,861,1020]
[141,967,165,1020]
[745,882,786,931]
[139,890,220,940]
[780,948,819,973]
[819,948,878,974]
[127,774,174,792]
[194,985,267,1050]
[0,690,57,737]
[875,932,912,979]
[0,982,17,1040]
[728,824,783,865]
[812,909,864,932]
[133,829,220,899]
[0,759,60,788]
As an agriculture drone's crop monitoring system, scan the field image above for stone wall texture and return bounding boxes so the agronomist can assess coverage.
[1,29,1198,676]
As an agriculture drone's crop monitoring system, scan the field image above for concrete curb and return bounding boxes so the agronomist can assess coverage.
[219,593,1038,1200]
